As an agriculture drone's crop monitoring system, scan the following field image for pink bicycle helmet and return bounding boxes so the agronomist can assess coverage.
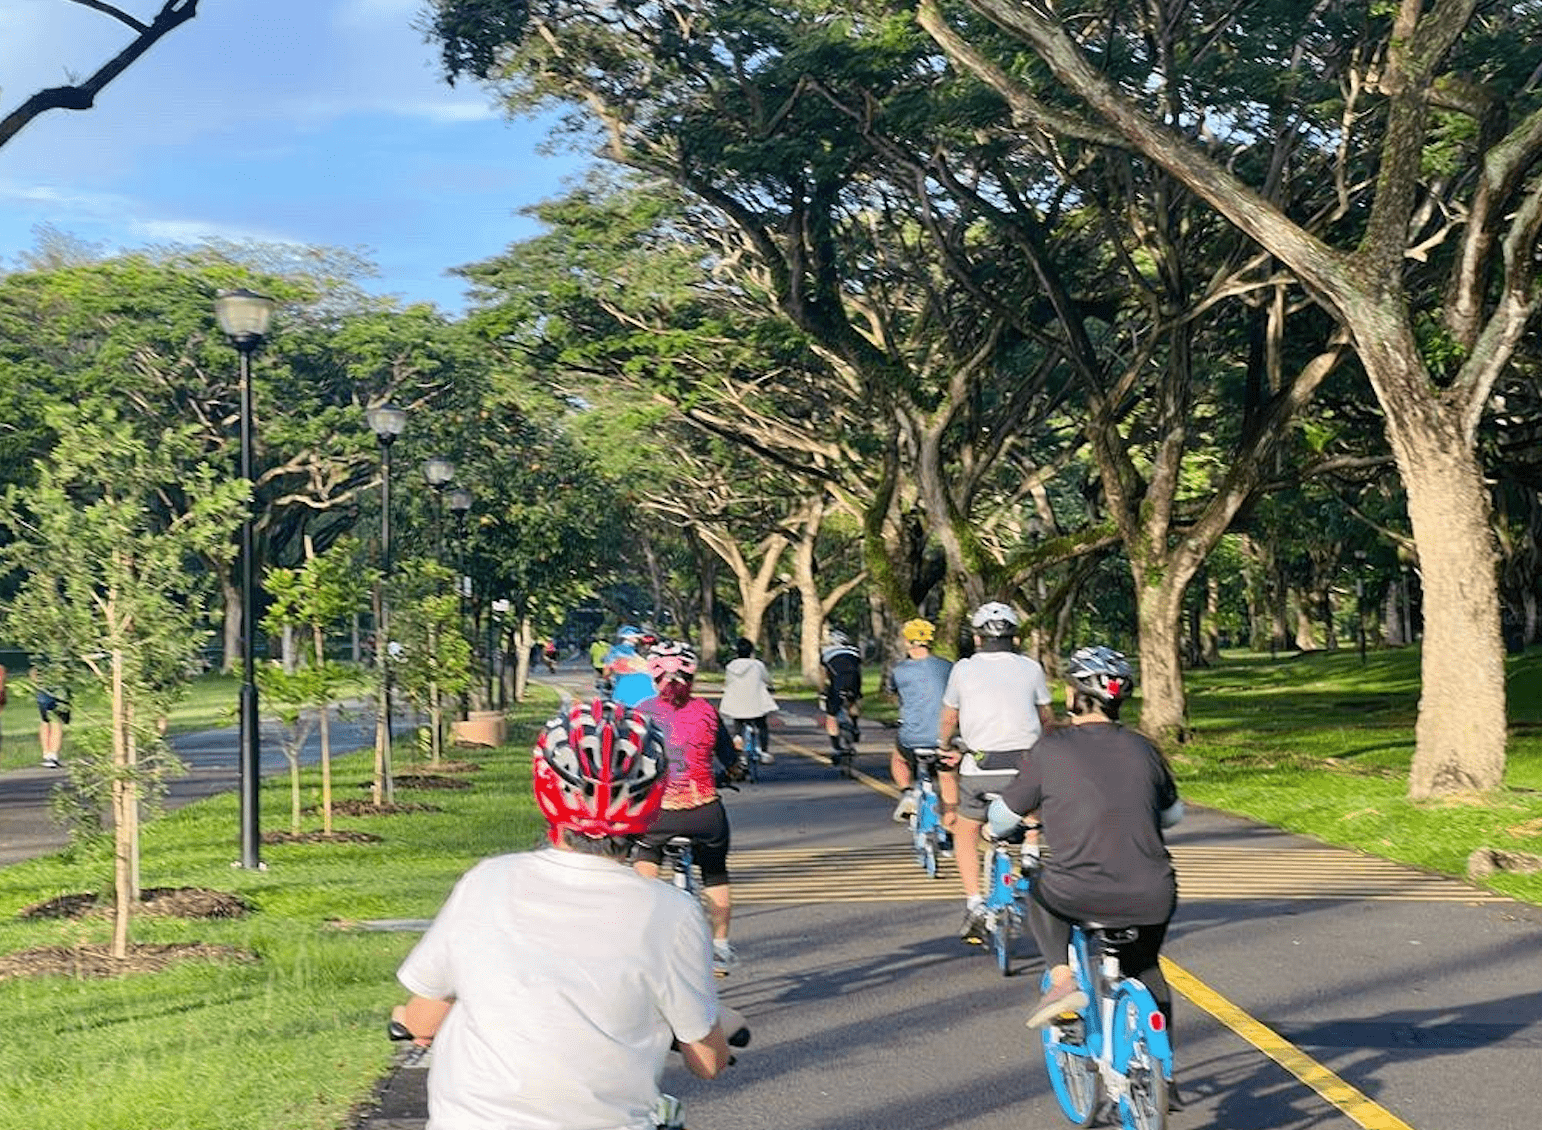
[532,699,666,839]
[646,639,699,682]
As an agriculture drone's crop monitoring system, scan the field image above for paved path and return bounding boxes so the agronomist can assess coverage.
[0,701,383,866]
[354,681,1542,1130]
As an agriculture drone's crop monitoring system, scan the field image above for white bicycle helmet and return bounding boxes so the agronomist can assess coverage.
[1065,645,1135,703]
[970,601,1020,638]
[825,627,852,648]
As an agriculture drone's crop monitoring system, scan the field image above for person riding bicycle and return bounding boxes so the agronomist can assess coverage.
[718,637,778,766]
[818,626,864,756]
[392,698,745,1130]
[885,618,953,826]
[986,645,1182,1034]
[632,640,745,975]
[603,624,656,706]
[938,601,1056,943]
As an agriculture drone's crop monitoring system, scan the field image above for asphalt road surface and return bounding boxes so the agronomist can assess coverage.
[358,666,1542,1130]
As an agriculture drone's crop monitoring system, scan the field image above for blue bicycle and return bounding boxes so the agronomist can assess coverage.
[978,821,1036,976]
[908,749,950,878]
[1041,923,1173,1130]
[736,718,766,784]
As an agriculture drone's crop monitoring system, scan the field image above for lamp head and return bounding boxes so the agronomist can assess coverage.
[366,403,408,445]
[423,455,455,488]
[214,289,275,352]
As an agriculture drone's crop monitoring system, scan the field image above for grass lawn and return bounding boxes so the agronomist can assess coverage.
[0,687,560,1130]
[1160,645,1542,904]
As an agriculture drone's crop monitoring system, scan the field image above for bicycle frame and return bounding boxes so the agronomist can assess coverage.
[909,750,946,877]
[1041,925,1173,1130]
[737,718,762,783]
[832,698,858,777]
[979,831,1034,976]
[660,836,698,896]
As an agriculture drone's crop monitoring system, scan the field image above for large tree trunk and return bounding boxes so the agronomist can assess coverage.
[221,573,241,675]
[1395,421,1506,797]
[1133,573,1190,744]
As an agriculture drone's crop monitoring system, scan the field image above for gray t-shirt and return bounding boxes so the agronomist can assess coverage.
[1000,722,1178,927]
[886,654,952,749]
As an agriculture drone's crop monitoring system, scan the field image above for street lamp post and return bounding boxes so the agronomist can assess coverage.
[448,487,473,719]
[1354,549,1368,664]
[423,456,455,559]
[366,403,407,804]
[215,288,276,871]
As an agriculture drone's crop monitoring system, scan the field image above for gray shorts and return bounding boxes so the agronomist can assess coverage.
[956,769,1017,822]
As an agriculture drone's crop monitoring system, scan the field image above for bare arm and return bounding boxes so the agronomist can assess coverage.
[937,704,961,766]
[393,996,453,1046]
[1037,703,1057,733]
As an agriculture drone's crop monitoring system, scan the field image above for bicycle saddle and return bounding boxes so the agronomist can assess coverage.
[1084,923,1141,946]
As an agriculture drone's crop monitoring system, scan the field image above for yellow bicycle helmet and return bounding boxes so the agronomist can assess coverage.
[902,618,936,646]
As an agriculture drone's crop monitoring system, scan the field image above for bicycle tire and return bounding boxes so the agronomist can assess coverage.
[741,724,761,784]
[1041,1016,1101,1126]
[993,909,1013,975]
[917,829,938,878]
[1112,984,1173,1130]
[1117,1040,1168,1130]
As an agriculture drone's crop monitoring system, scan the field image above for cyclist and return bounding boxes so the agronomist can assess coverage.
[589,635,609,687]
[938,601,1055,942]
[885,618,953,825]
[818,626,864,756]
[603,624,656,706]
[986,645,1182,1033]
[631,640,745,975]
[718,637,778,766]
[392,698,745,1129]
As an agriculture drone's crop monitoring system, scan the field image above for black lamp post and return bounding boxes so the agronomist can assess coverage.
[215,288,276,871]
[366,402,407,803]
[1354,549,1368,664]
[448,487,473,719]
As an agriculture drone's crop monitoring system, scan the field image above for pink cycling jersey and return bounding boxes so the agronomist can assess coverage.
[637,696,723,810]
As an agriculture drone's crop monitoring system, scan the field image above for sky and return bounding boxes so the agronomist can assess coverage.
[0,0,586,314]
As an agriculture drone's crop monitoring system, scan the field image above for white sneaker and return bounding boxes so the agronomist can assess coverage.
[712,940,738,977]
[758,751,774,765]
[892,790,918,823]
[41,757,62,769]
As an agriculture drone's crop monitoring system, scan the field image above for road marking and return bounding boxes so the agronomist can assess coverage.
[1163,958,1418,1130]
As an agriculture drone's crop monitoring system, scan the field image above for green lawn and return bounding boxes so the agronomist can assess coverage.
[0,688,559,1130]
[1161,645,1542,904]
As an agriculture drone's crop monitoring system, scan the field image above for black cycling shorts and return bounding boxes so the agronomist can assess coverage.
[633,799,731,887]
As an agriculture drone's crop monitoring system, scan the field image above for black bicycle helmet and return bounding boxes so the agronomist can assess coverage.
[1065,645,1135,704]
[970,601,1020,638]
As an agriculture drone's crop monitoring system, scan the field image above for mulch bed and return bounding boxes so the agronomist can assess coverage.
[262,829,383,845]
[325,799,443,817]
[18,887,251,921]
[401,760,481,775]
[0,942,257,981]
[388,774,471,791]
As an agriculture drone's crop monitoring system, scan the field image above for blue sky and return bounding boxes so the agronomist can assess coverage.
[0,0,586,314]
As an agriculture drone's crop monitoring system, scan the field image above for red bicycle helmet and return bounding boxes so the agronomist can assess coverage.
[532,699,666,839]
[646,639,699,682]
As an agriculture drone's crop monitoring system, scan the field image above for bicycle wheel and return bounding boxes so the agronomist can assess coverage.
[916,829,938,878]
[1117,1040,1168,1130]
[993,907,1013,975]
[741,726,761,783]
[1112,985,1172,1130]
[1041,1014,1101,1126]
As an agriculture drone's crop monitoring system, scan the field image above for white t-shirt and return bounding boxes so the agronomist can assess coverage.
[942,650,1053,768]
[398,847,719,1130]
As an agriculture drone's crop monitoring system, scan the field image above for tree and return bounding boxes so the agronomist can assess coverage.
[0,399,243,958]
[0,0,199,149]
[258,537,369,835]
[923,0,1542,796]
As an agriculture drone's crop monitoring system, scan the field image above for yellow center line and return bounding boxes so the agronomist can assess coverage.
[1162,958,1416,1130]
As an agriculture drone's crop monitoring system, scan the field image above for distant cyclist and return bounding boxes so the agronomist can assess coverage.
[718,637,778,765]
[987,645,1182,1035]
[818,626,864,755]
[392,698,744,1129]
[938,601,1055,943]
[632,640,744,975]
[603,625,655,706]
[885,618,953,824]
